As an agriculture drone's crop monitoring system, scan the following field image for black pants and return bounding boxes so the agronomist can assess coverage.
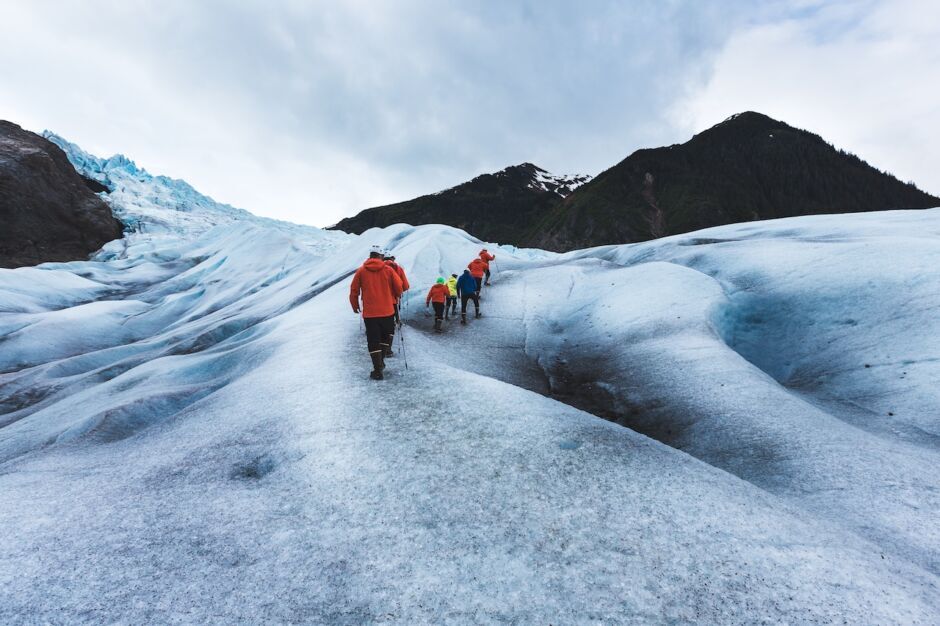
[446,296,457,315]
[460,292,479,315]
[473,276,483,293]
[484,268,491,282]
[432,302,445,320]
[364,315,395,352]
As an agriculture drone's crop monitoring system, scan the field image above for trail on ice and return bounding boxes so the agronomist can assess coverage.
[5,273,938,622]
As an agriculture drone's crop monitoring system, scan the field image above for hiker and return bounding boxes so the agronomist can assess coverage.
[426,277,450,332]
[384,253,410,351]
[385,254,410,294]
[350,245,403,380]
[468,257,487,296]
[479,249,495,285]
[456,268,480,324]
[445,273,459,319]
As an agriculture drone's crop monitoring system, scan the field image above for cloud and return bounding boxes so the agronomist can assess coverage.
[673,0,940,196]
[2,1,935,227]
[0,0,743,226]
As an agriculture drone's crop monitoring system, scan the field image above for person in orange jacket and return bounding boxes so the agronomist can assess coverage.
[350,245,403,380]
[479,248,495,285]
[385,254,410,292]
[468,257,487,295]
[425,277,450,332]
[384,252,410,351]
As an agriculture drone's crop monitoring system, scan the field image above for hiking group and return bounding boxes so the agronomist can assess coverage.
[349,245,496,380]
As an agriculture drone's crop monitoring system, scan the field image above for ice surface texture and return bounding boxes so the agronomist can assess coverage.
[1,137,939,622]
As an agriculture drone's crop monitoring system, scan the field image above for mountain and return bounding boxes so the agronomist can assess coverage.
[330,162,590,243]
[524,111,940,250]
[0,121,123,268]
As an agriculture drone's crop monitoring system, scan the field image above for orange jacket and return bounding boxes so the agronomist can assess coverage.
[350,257,403,318]
[479,250,495,263]
[468,258,487,278]
[386,260,410,292]
[426,283,449,305]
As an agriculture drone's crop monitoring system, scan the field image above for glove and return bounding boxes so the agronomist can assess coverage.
[353,306,360,314]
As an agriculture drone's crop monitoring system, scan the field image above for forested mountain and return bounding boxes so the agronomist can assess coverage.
[523,112,940,250]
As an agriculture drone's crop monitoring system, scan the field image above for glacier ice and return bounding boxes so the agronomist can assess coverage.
[1,137,939,622]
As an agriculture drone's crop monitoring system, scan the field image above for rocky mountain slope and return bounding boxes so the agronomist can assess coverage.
[330,162,590,244]
[0,121,123,267]
[524,112,940,250]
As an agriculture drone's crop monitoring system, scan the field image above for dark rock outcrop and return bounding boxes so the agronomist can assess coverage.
[0,121,123,268]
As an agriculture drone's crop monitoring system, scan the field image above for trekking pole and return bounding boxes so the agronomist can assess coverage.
[399,322,409,370]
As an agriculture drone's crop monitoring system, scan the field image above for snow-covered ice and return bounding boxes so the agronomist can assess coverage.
[1,137,939,622]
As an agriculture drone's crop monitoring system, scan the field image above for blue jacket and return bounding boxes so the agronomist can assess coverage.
[456,270,477,296]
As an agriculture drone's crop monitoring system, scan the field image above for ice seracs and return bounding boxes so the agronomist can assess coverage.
[43,131,346,249]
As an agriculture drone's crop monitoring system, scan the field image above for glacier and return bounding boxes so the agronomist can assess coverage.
[1,137,939,623]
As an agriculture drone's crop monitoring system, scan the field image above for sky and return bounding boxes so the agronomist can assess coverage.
[1,0,938,227]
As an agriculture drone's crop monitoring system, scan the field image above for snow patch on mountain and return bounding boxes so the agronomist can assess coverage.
[529,165,592,196]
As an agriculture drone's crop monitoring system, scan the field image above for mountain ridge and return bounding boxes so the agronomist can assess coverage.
[525,111,940,249]
[330,162,590,244]
[332,112,940,251]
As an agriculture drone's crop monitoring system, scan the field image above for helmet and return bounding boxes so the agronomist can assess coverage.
[436,277,445,284]
[451,273,458,278]
[370,244,383,254]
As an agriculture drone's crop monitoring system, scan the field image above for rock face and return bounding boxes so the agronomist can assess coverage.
[0,121,123,268]
[330,163,590,245]
[523,112,940,250]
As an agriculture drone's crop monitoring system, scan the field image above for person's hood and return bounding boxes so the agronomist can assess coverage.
[462,269,471,275]
[363,258,388,272]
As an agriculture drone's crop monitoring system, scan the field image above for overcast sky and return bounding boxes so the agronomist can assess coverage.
[1,0,937,227]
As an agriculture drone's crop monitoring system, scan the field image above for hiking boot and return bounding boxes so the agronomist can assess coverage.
[461,314,467,325]
[475,311,482,319]
[434,319,443,332]
[369,350,385,379]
